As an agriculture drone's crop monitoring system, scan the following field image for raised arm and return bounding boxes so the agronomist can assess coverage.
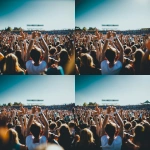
[112,32,124,64]
[37,107,49,139]
[27,106,36,136]
[102,32,111,61]
[26,32,36,61]
[101,106,111,136]
[112,106,124,138]
[37,32,49,64]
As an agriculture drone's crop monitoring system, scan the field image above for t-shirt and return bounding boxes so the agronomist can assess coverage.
[26,60,47,75]
[101,60,122,75]
[101,135,122,150]
[26,135,47,150]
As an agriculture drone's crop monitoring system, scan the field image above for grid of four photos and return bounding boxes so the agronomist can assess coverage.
[0,0,150,150]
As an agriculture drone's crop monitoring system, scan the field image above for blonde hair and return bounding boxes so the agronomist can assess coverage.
[81,53,94,67]
[80,128,94,144]
[3,53,23,74]
[7,128,19,144]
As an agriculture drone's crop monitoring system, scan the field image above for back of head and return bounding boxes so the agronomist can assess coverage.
[124,122,132,131]
[105,48,116,63]
[134,124,144,140]
[30,48,41,63]
[49,122,57,131]
[105,123,116,138]
[124,47,132,56]
[4,53,18,74]
[30,124,41,138]
[81,53,94,67]
[80,128,94,145]
[59,124,70,137]
[134,49,144,62]
[49,47,57,55]
[59,49,69,64]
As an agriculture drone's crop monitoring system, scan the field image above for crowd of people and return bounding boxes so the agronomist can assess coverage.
[0,30,74,75]
[0,104,149,150]
[75,29,150,75]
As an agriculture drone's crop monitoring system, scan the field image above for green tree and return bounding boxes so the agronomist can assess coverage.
[8,102,12,106]
[82,27,87,31]
[5,26,12,32]
[83,102,88,107]
[13,27,22,31]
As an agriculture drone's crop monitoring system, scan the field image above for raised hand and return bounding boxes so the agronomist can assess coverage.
[37,31,42,37]
[32,31,37,39]
[112,106,117,113]
[31,106,36,114]
[106,31,111,39]
[112,31,117,37]
[106,106,111,114]
[37,106,42,112]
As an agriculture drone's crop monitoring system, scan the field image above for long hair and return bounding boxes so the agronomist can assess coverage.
[58,49,70,74]
[3,53,23,74]
[58,124,71,150]
[81,53,94,68]
[79,128,94,145]
[6,128,20,150]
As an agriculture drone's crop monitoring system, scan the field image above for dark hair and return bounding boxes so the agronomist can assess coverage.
[30,48,41,63]
[49,122,57,130]
[105,49,116,63]
[105,124,116,138]
[30,124,41,138]
[15,50,22,60]
[124,47,132,55]
[124,122,132,130]
[49,47,57,55]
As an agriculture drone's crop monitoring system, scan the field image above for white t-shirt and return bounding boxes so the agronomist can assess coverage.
[101,135,122,150]
[26,60,47,75]
[101,60,122,75]
[26,135,47,150]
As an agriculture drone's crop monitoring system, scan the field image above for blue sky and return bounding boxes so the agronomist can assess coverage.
[76,76,150,106]
[0,0,75,30]
[76,0,150,30]
[0,76,75,105]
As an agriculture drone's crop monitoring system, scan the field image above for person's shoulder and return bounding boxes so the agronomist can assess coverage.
[26,60,32,66]
[101,60,108,66]
[40,60,47,67]
[20,144,27,150]
[116,60,123,66]
[115,135,122,140]
[26,135,32,140]
[40,135,47,142]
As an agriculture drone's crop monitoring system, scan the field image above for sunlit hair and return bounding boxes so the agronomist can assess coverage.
[134,49,144,62]
[3,53,23,74]
[59,124,70,137]
[81,53,94,67]
[7,128,19,144]
[79,128,94,145]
